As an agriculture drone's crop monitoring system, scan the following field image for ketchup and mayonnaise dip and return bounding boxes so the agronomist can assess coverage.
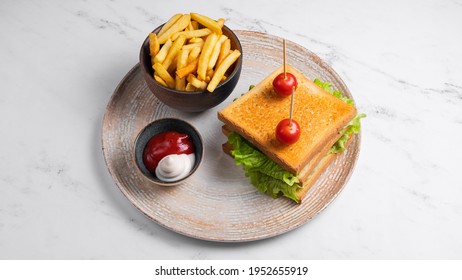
[142,131,195,182]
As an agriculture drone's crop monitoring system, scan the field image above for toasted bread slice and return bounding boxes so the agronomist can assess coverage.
[218,64,356,175]
[222,124,335,183]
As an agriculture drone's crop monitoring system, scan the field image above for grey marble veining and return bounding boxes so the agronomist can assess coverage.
[1,0,461,259]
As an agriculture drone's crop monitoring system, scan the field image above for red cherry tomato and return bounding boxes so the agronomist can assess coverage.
[142,131,194,173]
[276,118,301,144]
[272,73,298,97]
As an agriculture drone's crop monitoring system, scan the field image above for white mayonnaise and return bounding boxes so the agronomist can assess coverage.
[155,153,195,182]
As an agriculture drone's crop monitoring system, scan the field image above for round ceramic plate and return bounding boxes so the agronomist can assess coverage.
[102,30,360,242]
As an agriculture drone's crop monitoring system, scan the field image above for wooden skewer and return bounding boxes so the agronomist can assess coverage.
[289,86,294,125]
[283,39,286,79]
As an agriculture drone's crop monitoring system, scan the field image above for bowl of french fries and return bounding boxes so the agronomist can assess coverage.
[140,13,242,112]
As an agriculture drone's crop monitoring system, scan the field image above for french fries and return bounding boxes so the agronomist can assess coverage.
[161,35,186,70]
[157,14,191,44]
[154,39,172,64]
[216,38,231,68]
[197,33,218,81]
[148,33,160,65]
[207,49,241,92]
[157,14,182,38]
[190,13,222,35]
[153,63,175,88]
[148,13,240,92]
[208,34,228,70]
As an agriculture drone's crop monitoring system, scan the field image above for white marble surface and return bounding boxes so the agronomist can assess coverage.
[1,0,461,259]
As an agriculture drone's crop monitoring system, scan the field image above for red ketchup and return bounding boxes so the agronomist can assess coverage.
[142,131,194,173]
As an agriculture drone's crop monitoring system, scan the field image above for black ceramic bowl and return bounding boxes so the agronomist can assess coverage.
[134,118,203,186]
[140,24,242,112]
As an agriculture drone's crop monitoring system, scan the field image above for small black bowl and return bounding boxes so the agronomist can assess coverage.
[134,118,203,186]
[139,24,242,112]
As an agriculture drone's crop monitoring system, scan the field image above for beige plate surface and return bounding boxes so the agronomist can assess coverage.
[102,30,361,242]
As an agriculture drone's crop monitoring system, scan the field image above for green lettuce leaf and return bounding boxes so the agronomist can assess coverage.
[329,113,366,153]
[313,78,366,153]
[228,132,301,202]
[247,170,300,202]
[313,78,355,105]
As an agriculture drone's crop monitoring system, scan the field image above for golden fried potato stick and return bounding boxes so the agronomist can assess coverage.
[208,34,228,70]
[197,33,218,80]
[154,38,172,64]
[149,33,160,65]
[174,49,189,90]
[153,62,175,88]
[176,58,199,79]
[189,37,204,44]
[182,42,204,51]
[190,21,199,30]
[167,55,178,73]
[190,13,222,35]
[185,82,197,92]
[207,49,240,92]
[175,75,186,90]
[187,74,207,90]
[157,14,191,44]
[157,14,182,38]
[171,28,211,41]
[162,35,186,71]
[217,18,225,28]
[177,49,189,69]
[188,46,201,63]
[216,38,230,68]
[154,75,168,87]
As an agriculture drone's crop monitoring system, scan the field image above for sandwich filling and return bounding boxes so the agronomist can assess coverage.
[227,79,366,203]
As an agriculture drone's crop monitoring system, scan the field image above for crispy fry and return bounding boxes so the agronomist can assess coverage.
[188,46,201,63]
[162,35,186,71]
[197,33,218,80]
[182,42,204,51]
[208,34,228,70]
[176,58,199,79]
[157,13,182,38]
[207,49,240,92]
[189,37,204,44]
[153,62,175,88]
[185,82,197,91]
[167,55,178,73]
[190,13,222,35]
[149,33,160,65]
[154,38,172,64]
[157,14,191,44]
[177,49,189,70]
[216,38,231,68]
[190,21,199,30]
[187,21,194,31]
[175,75,186,90]
[187,74,207,90]
[154,74,168,87]
[171,28,211,41]
[217,18,225,28]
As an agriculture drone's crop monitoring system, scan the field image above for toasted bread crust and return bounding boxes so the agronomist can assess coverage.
[295,136,354,201]
[223,124,334,183]
[218,64,356,174]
